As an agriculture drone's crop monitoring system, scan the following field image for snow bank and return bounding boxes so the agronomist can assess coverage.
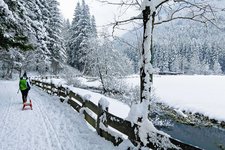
[67,86,130,119]
[154,75,225,121]
[32,77,130,119]
[124,75,225,122]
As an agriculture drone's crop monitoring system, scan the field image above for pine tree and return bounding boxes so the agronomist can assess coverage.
[1,0,67,76]
[67,2,82,67]
[22,0,51,73]
[90,15,97,38]
[62,19,71,69]
[67,0,96,72]
[62,19,71,42]
[188,42,201,74]
[0,0,33,78]
[76,0,92,72]
[47,0,66,65]
[0,0,32,51]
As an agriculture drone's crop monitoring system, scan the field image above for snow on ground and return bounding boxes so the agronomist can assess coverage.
[76,77,101,88]
[37,74,225,122]
[0,80,133,150]
[37,78,130,119]
[67,86,130,119]
[124,75,225,122]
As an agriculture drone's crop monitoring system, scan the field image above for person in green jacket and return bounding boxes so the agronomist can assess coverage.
[19,76,31,103]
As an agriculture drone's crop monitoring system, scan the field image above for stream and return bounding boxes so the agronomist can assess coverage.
[158,122,225,150]
[82,86,225,149]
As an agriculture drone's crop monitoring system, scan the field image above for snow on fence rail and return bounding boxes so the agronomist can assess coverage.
[31,78,202,150]
[31,74,84,80]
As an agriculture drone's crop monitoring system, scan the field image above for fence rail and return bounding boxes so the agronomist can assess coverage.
[31,79,201,150]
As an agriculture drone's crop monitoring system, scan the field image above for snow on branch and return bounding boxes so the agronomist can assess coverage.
[96,0,141,7]
[0,0,15,20]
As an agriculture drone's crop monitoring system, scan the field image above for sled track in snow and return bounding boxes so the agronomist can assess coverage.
[0,97,13,140]
[0,81,116,150]
[34,98,64,150]
[13,104,23,150]
[31,87,79,149]
[0,97,27,149]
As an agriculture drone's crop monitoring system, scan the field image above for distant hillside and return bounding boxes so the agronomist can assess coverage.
[114,0,225,74]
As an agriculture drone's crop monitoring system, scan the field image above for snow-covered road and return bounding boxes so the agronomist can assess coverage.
[0,80,118,150]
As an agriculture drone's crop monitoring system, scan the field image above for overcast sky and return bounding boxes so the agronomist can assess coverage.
[57,0,139,36]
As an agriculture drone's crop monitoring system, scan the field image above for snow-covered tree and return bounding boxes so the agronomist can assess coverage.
[67,2,82,67]
[0,0,32,51]
[20,0,51,73]
[90,15,97,38]
[47,0,66,67]
[86,34,133,92]
[62,19,71,42]
[67,0,97,73]
[1,0,66,76]
[213,60,222,75]
[189,50,201,74]
[0,0,34,78]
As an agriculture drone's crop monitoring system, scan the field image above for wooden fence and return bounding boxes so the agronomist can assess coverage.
[31,75,60,80]
[31,79,202,150]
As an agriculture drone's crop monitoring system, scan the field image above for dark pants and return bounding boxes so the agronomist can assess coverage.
[21,89,29,103]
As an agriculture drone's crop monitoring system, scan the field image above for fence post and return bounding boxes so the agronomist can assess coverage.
[57,85,60,96]
[50,82,52,95]
[96,98,109,136]
[43,83,45,91]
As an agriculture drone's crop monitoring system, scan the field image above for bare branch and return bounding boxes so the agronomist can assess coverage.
[154,0,221,29]
[95,0,139,6]
[111,15,142,35]
[155,16,206,25]
[155,0,170,9]
[96,0,223,35]
[113,35,140,51]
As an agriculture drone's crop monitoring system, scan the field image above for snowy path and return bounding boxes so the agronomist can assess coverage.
[0,80,117,150]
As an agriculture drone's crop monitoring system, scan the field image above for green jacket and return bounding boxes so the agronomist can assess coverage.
[19,79,28,91]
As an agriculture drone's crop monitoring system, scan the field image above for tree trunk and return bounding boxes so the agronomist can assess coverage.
[140,6,155,119]
[140,6,151,102]
[97,58,107,93]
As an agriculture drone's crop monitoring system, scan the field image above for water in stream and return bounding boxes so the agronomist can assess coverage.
[159,122,225,150]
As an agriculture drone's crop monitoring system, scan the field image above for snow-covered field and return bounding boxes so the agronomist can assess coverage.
[0,80,134,150]
[124,75,225,122]
[41,75,225,122]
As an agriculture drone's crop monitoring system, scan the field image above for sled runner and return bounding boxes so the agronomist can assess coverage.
[22,100,33,110]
